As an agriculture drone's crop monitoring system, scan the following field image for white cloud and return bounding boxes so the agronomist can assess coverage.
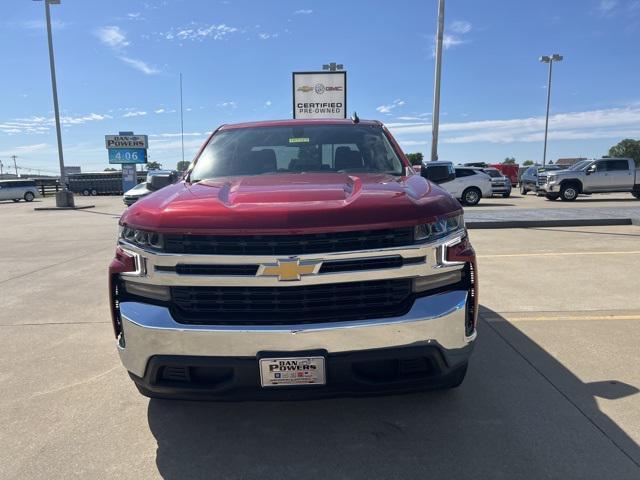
[154,108,166,114]
[123,111,147,118]
[0,113,111,135]
[264,100,272,107]
[164,24,238,41]
[95,26,130,49]
[258,32,279,40]
[294,9,313,15]
[118,56,159,75]
[387,106,640,144]
[450,20,472,34]
[598,0,618,13]
[219,101,237,108]
[442,34,465,49]
[376,99,405,114]
[127,12,142,20]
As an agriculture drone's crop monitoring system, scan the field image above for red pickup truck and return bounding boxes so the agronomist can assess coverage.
[109,119,478,400]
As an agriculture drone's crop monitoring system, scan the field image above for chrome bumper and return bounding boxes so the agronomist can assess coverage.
[118,290,475,378]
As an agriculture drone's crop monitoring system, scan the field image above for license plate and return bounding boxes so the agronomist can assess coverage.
[259,356,326,387]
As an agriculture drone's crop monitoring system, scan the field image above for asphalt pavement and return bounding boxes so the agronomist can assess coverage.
[0,195,639,479]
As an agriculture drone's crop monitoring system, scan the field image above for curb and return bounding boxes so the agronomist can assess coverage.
[34,205,96,211]
[466,218,637,229]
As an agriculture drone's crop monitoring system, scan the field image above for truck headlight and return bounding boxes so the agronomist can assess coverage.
[120,225,163,250]
[414,214,465,242]
[547,175,557,183]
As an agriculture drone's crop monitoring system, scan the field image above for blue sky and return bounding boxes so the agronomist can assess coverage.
[1,0,640,174]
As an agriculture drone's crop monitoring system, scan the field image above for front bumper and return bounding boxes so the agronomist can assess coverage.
[118,290,475,398]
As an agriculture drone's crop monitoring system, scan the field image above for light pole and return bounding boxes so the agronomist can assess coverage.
[322,62,344,72]
[34,0,74,207]
[539,54,563,166]
[431,0,445,161]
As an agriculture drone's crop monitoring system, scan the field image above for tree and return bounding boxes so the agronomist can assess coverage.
[503,157,516,164]
[146,161,162,170]
[608,139,640,166]
[176,160,190,172]
[523,160,534,166]
[405,152,424,166]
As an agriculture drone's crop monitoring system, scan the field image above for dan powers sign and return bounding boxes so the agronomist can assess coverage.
[292,71,346,119]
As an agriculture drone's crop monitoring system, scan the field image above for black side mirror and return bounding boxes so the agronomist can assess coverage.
[148,175,172,191]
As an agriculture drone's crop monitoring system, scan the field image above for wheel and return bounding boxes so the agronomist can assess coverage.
[502,190,511,198]
[24,191,35,202]
[440,362,468,389]
[545,194,560,201]
[82,189,90,196]
[12,199,20,203]
[632,192,640,199]
[90,189,98,196]
[560,184,579,201]
[461,187,482,206]
[520,185,528,195]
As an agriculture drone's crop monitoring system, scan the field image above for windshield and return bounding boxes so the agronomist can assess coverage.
[190,124,404,181]
[567,160,591,171]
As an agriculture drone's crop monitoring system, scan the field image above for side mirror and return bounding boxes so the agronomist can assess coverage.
[148,175,172,191]
[421,167,455,184]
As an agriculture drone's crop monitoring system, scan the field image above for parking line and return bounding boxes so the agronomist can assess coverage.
[478,251,640,258]
[482,314,640,322]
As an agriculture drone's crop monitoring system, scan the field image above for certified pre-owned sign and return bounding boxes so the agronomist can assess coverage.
[292,71,346,119]
[105,134,148,149]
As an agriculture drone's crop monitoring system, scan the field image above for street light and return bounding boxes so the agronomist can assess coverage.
[322,62,344,71]
[539,53,563,166]
[34,0,74,207]
[431,0,445,161]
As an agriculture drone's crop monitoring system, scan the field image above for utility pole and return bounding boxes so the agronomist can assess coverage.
[431,0,445,161]
[11,155,18,176]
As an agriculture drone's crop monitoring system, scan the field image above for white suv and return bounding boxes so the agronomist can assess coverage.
[421,162,492,206]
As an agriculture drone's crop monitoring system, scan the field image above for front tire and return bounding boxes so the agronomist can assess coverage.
[24,191,35,202]
[520,185,528,195]
[560,184,579,202]
[502,190,511,198]
[633,192,640,199]
[461,187,482,206]
[545,194,560,201]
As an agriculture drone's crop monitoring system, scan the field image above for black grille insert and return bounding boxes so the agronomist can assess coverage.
[170,279,413,324]
[163,227,414,256]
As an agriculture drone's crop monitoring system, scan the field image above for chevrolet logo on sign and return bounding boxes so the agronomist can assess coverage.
[257,259,322,281]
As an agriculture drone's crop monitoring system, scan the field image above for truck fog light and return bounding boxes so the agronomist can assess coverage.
[123,281,171,301]
[413,271,462,293]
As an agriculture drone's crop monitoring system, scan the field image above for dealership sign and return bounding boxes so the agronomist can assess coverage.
[292,71,346,119]
[105,132,148,165]
[105,134,148,149]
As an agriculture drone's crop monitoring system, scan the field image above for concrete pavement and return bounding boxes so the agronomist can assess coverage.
[0,196,639,479]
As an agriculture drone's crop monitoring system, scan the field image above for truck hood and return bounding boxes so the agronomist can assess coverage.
[121,173,462,234]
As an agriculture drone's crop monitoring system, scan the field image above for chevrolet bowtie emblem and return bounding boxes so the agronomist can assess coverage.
[257,259,322,281]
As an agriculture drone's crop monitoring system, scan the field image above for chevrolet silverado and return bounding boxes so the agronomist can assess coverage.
[109,119,478,400]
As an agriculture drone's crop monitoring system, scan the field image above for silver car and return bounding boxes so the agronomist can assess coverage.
[0,179,39,202]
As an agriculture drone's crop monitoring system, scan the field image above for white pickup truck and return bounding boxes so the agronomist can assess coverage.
[540,157,640,201]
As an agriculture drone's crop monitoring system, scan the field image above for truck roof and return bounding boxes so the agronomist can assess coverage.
[219,118,382,131]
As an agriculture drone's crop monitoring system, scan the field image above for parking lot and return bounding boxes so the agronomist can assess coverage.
[1,196,639,479]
